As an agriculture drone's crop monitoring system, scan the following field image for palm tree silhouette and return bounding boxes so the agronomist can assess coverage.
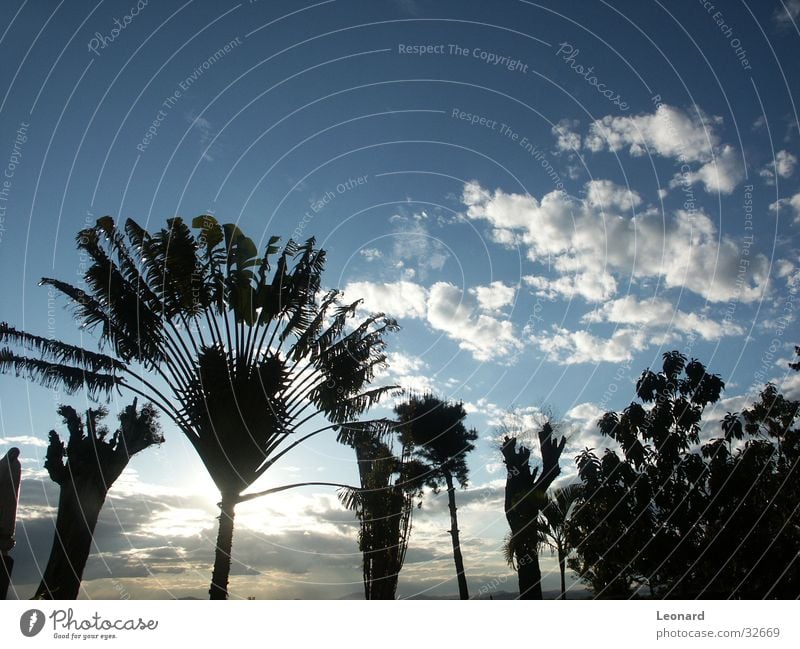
[0,215,397,599]
[338,423,431,599]
[540,483,581,600]
[500,420,566,599]
[394,393,477,600]
[35,400,163,599]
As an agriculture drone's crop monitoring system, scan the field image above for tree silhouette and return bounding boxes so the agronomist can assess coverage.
[338,422,431,599]
[500,420,566,599]
[394,393,478,600]
[567,350,800,598]
[568,351,724,597]
[35,400,162,599]
[689,382,800,597]
[0,215,397,599]
[540,483,582,599]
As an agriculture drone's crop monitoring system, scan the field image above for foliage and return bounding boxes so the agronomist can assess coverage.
[1,215,398,598]
[500,419,567,599]
[567,351,800,598]
[394,393,478,599]
[337,421,429,599]
[394,393,478,487]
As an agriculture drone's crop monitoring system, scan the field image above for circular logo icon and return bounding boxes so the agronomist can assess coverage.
[20,609,45,637]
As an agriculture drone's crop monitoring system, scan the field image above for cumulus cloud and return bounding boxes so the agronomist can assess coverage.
[769,192,800,224]
[552,118,582,152]
[524,272,617,303]
[463,181,768,304]
[533,326,648,365]
[671,144,744,194]
[344,280,427,319]
[760,149,797,184]
[584,104,720,161]
[583,296,744,341]
[0,435,47,447]
[344,279,522,362]
[470,281,516,311]
[574,104,743,194]
[427,282,522,361]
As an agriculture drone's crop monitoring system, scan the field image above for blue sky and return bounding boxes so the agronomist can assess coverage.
[1,0,799,599]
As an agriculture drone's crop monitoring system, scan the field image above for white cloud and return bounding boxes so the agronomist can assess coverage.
[585,179,642,210]
[390,213,449,278]
[344,280,428,319]
[345,279,522,362]
[580,104,743,194]
[463,181,768,304]
[0,435,47,448]
[427,282,522,361]
[359,248,382,261]
[583,296,744,341]
[584,104,720,162]
[470,281,516,311]
[533,326,648,365]
[774,0,800,26]
[524,272,617,303]
[762,150,797,182]
[672,144,744,194]
[552,118,582,152]
[770,192,800,224]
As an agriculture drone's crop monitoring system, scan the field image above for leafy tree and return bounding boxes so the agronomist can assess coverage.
[566,446,654,597]
[35,400,162,599]
[394,393,478,600]
[568,350,800,599]
[686,383,800,597]
[568,351,724,597]
[500,419,566,599]
[338,422,431,599]
[0,216,397,599]
[540,483,582,599]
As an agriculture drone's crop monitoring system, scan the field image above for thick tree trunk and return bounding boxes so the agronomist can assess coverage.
[1,554,13,600]
[517,548,543,600]
[35,479,106,599]
[558,547,567,600]
[444,470,469,600]
[209,496,237,600]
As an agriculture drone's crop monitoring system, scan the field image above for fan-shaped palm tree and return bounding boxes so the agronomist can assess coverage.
[35,400,163,599]
[540,483,582,600]
[0,215,397,599]
[394,393,478,600]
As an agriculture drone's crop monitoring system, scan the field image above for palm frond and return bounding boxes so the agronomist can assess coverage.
[0,349,120,397]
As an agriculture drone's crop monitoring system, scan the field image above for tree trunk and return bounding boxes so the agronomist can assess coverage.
[517,547,543,600]
[558,547,566,600]
[209,496,237,600]
[35,478,106,599]
[444,470,469,600]
[1,554,13,600]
